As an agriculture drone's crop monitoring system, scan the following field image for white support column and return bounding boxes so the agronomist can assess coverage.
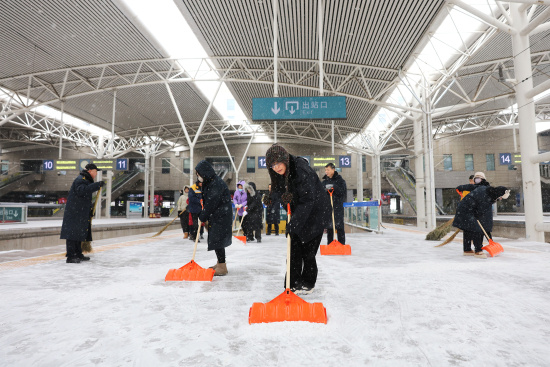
[143,150,149,218]
[423,90,437,230]
[189,146,194,187]
[105,170,112,219]
[511,3,544,242]
[274,121,277,143]
[331,120,334,154]
[318,0,324,96]
[149,153,155,215]
[414,117,426,228]
[371,153,381,201]
[58,101,64,159]
[272,0,279,97]
[356,153,363,201]
[95,135,104,220]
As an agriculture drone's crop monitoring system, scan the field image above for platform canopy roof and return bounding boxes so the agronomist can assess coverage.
[2,0,550,157]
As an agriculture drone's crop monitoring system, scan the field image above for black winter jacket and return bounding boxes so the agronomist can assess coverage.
[322,171,347,224]
[60,170,102,241]
[266,190,281,224]
[196,160,232,251]
[453,185,507,233]
[269,154,331,242]
[242,182,263,231]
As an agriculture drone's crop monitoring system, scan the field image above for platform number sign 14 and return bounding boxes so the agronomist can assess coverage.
[339,155,352,168]
[258,156,267,169]
[116,158,128,171]
[43,159,54,171]
[499,153,511,165]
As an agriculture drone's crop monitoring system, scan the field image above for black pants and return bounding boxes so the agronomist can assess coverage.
[285,233,323,289]
[189,212,199,238]
[266,222,279,235]
[215,248,226,263]
[178,211,189,233]
[245,228,261,241]
[463,230,484,252]
[327,218,346,245]
[66,239,82,259]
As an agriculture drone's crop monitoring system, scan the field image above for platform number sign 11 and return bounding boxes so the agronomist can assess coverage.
[339,155,352,168]
[116,158,128,171]
[499,153,511,165]
[43,159,54,171]
[258,156,267,169]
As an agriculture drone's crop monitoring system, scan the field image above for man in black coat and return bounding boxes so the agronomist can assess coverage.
[196,160,232,276]
[266,144,331,294]
[60,163,104,263]
[453,181,509,258]
[264,184,281,235]
[242,182,263,243]
[322,163,347,245]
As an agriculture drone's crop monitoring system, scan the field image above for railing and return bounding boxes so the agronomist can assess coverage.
[384,168,417,212]
[343,201,381,232]
[0,171,33,189]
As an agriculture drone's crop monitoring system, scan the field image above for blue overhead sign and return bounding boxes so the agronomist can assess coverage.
[252,96,347,121]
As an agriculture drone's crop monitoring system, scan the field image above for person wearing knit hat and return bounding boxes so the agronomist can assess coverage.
[265,144,331,294]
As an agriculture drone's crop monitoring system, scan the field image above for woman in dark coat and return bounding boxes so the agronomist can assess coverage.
[266,144,331,294]
[242,182,263,242]
[453,183,509,258]
[265,184,281,235]
[196,160,232,276]
[60,163,104,263]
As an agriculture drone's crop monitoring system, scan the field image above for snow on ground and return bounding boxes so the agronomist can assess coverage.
[1,224,550,366]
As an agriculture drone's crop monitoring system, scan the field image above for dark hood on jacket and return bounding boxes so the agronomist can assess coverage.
[80,170,94,182]
[195,160,216,181]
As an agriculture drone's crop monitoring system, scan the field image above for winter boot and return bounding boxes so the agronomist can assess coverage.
[78,254,90,261]
[183,232,189,239]
[463,251,475,256]
[208,261,219,270]
[214,262,228,276]
[474,252,487,259]
[66,257,81,264]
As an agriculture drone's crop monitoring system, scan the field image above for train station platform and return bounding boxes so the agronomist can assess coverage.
[0,224,549,366]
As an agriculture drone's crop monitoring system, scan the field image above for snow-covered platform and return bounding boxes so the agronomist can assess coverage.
[1,225,549,366]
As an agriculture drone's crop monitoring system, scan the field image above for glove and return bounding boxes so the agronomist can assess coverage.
[242,211,248,217]
[235,204,241,209]
[263,195,272,206]
[285,225,290,238]
[177,211,183,217]
[502,190,510,200]
[98,181,105,188]
[281,192,293,206]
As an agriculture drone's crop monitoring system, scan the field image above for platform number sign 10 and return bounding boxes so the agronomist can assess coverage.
[258,156,267,169]
[339,155,352,168]
[43,159,54,171]
[499,153,511,165]
[116,158,128,171]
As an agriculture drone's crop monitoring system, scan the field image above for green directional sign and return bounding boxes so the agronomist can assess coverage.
[252,96,346,121]
[0,206,26,223]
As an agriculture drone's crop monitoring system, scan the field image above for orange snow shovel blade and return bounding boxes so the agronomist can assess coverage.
[234,236,246,244]
[320,240,352,255]
[249,289,327,324]
[165,260,215,281]
[482,239,504,257]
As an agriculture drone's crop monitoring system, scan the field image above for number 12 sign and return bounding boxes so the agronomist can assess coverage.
[258,156,267,169]
[339,155,352,168]
[499,153,511,165]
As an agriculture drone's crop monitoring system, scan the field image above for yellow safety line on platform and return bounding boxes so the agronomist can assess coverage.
[0,232,181,272]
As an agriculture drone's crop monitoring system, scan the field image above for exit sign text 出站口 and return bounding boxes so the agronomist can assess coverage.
[252,96,346,121]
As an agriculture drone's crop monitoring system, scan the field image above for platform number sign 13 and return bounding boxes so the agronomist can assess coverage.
[499,153,511,165]
[43,159,54,171]
[116,158,128,171]
[258,156,267,169]
[339,155,352,168]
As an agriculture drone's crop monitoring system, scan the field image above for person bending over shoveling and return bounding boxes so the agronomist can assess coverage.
[266,144,331,295]
[195,160,232,276]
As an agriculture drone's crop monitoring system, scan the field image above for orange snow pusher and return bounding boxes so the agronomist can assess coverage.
[477,220,504,257]
[320,188,351,256]
[232,207,246,244]
[166,201,215,281]
[249,205,327,324]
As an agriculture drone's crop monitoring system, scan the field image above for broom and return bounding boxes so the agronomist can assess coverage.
[151,214,180,237]
[435,228,460,247]
[425,218,454,241]
[81,192,100,253]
